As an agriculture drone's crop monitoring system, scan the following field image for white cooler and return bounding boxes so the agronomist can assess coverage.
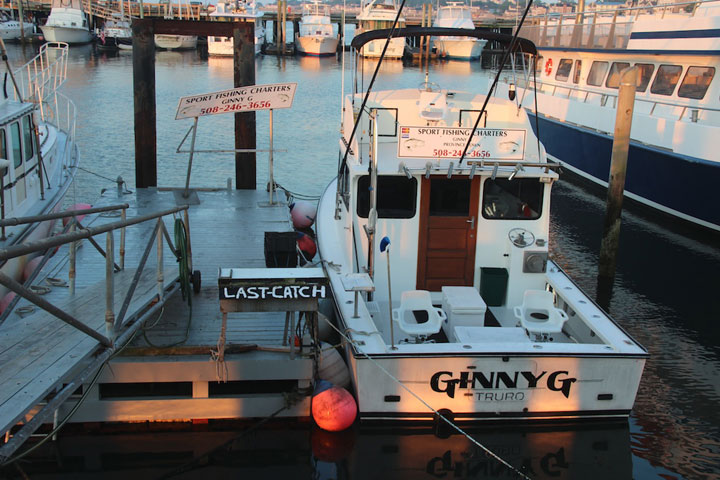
[441,286,487,337]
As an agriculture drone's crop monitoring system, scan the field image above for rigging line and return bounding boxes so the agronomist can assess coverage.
[319,314,532,480]
[458,0,534,165]
[339,0,408,175]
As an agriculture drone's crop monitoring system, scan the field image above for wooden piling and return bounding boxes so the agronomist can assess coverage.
[234,27,256,189]
[132,19,157,188]
[598,67,637,280]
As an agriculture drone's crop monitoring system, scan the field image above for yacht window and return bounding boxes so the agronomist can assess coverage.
[651,65,683,96]
[482,178,543,220]
[357,175,417,219]
[0,129,6,176]
[587,61,609,86]
[21,115,34,161]
[635,63,655,92]
[573,60,582,84]
[429,179,470,216]
[605,62,631,89]
[535,55,543,74]
[10,122,22,169]
[678,66,715,100]
[555,59,573,82]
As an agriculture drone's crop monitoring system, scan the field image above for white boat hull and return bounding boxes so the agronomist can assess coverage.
[434,38,486,59]
[296,35,338,56]
[40,25,91,44]
[358,37,405,58]
[208,34,263,56]
[154,34,197,50]
[0,21,35,41]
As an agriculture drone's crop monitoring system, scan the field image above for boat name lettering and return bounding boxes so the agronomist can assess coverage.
[415,128,508,137]
[221,285,327,300]
[429,370,577,399]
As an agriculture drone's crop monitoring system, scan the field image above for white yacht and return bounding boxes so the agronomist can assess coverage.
[98,13,132,50]
[208,0,264,56]
[315,28,647,422]
[355,0,406,59]
[433,1,485,59]
[0,11,34,41]
[0,42,79,310]
[40,0,92,44]
[502,0,720,232]
[155,0,197,50]
[295,0,338,56]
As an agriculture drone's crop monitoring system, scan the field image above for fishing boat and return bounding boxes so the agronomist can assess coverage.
[39,0,92,44]
[355,0,406,59]
[0,41,79,311]
[208,0,264,56]
[295,0,338,56]
[315,26,647,422]
[501,0,720,232]
[97,13,132,50]
[432,1,486,59]
[0,9,34,41]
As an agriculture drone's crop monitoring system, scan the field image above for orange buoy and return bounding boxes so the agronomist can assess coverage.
[22,256,43,281]
[63,203,92,227]
[311,380,357,432]
[297,232,317,260]
[0,292,16,314]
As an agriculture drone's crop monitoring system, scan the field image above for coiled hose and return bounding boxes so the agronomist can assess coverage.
[174,217,192,307]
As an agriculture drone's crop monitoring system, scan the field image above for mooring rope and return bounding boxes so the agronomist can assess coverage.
[320,314,532,480]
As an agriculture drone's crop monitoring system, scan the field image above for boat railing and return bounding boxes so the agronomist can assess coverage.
[516,0,708,50]
[513,77,720,124]
[11,42,68,107]
[0,203,193,459]
[40,90,78,169]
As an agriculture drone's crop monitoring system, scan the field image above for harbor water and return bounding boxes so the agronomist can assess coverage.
[2,43,719,479]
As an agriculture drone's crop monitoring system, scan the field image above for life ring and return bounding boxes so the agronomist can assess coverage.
[544,58,553,76]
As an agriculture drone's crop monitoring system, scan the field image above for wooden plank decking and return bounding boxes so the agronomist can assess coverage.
[0,186,312,444]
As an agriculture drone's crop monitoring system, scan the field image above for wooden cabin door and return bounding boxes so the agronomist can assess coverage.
[416,176,479,291]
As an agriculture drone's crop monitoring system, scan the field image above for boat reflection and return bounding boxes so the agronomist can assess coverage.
[297,54,339,72]
[4,422,632,478]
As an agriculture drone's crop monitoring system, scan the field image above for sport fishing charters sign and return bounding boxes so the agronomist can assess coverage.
[174,83,297,202]
[398,126,526,161]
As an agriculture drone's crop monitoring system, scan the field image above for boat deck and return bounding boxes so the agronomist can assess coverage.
[0,187,313,454]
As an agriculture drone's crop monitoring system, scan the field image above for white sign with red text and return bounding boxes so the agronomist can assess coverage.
[397,126,526,161]
[175,83,297,120]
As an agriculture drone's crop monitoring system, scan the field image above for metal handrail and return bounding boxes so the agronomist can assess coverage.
[0,205,190,350]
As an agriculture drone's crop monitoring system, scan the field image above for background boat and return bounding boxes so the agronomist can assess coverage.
[208,0,264,56]
[355,0,406,58]
[295,0,339,56]
[432,1,486,59]
[39,0,92,44]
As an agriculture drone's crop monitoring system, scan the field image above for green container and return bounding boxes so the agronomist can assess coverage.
[480,267,509,306]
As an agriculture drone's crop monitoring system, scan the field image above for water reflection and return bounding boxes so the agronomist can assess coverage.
[1,423,632,479]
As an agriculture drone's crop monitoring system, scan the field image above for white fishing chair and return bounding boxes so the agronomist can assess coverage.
[513,290,568,341]
[392,290,447,341]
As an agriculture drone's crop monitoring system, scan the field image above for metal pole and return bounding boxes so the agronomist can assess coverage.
[184,209,193,272]
[120,207,126,270]
[183,116,199,198]
[157,222,164,300]
[599,67,637,279]
[69,223,76,295]
[387,245,395,350]
[105,231,115,341]
[367,109,378,298]
[0,203,129,228]
[268,109,274,204]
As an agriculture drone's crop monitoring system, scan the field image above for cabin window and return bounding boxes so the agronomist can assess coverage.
[21,115,34,161]
[605,62,631,89]
[573,60,582,84]
[10,122,22,169]
[555,59,573,82]
[356,175,417,219]
[651,65,683,96]
[586,61,609,87]
[678,66,715,100]
[635,63,655,92]
[429,179,470,216]
[535,55,543,74]
[0,129,6,176]
[482,178,543,220]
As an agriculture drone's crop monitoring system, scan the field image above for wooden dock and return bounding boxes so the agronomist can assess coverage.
[0,186,315,460]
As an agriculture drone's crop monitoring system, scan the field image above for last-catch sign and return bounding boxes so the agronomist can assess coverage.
[175,82,297,120]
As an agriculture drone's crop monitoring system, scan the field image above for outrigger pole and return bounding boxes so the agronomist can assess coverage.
[458,0,534,165]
